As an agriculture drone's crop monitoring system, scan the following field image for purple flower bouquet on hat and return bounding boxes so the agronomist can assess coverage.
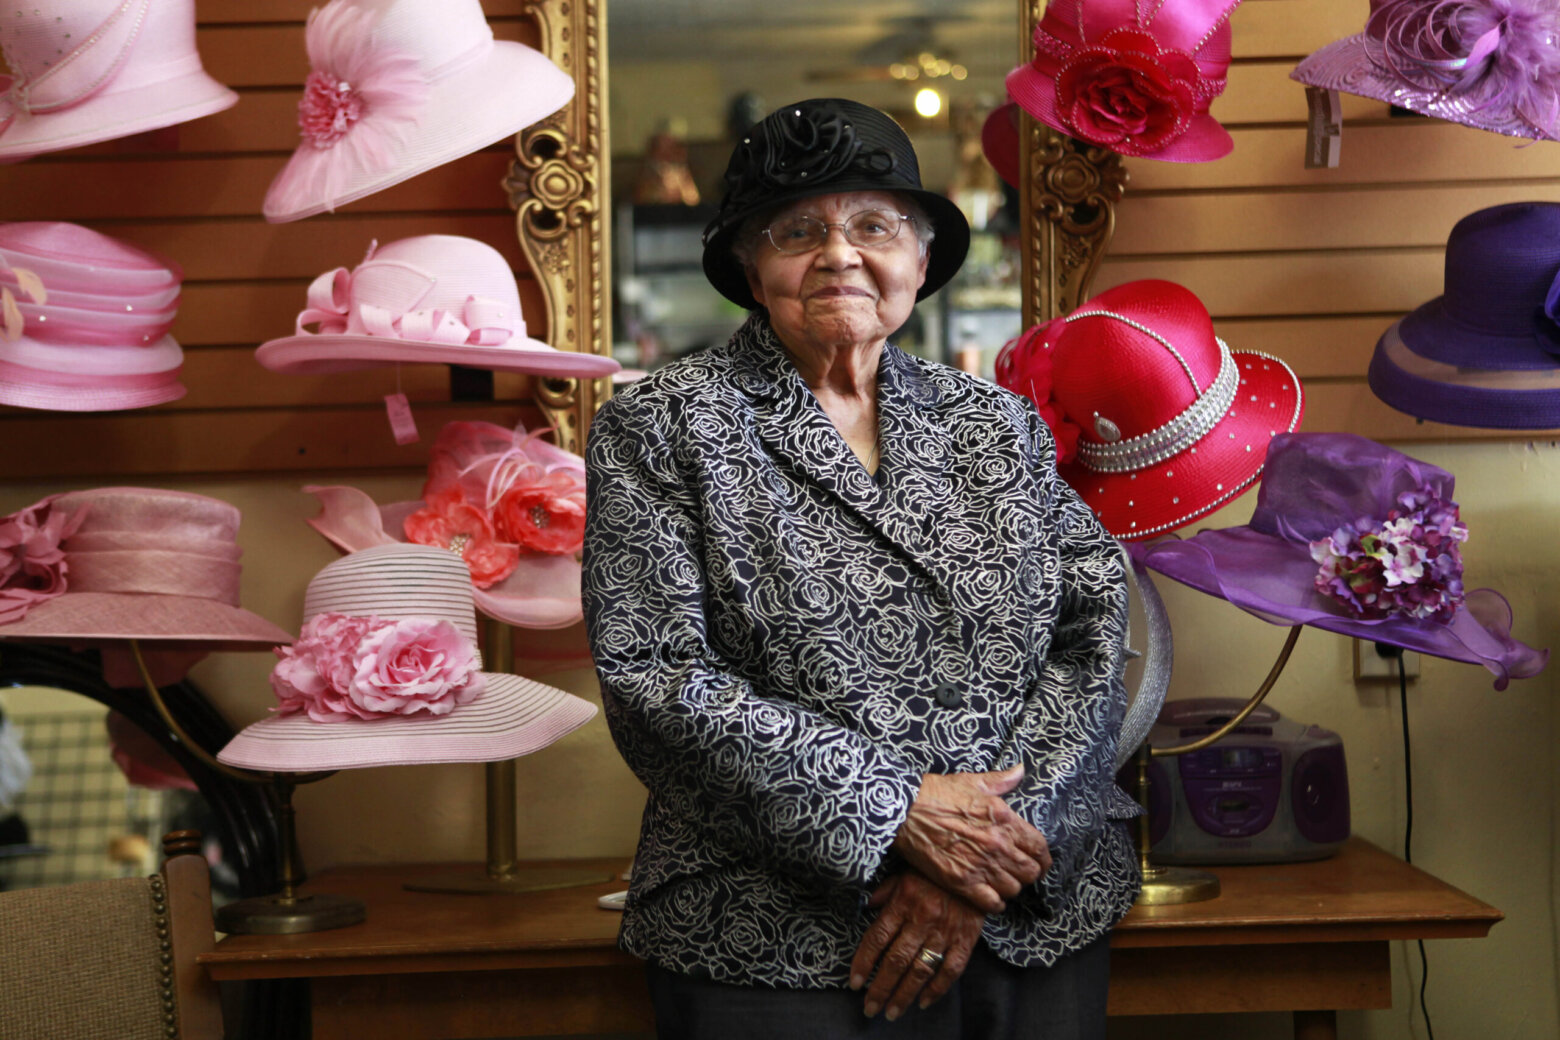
[1131,433,1547,689]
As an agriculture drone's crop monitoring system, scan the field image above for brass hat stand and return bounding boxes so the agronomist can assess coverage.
[129,640,366,934]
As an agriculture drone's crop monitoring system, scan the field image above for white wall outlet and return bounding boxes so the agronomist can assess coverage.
[1352,639,1421,682]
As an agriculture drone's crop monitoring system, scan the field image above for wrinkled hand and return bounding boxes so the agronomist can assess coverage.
[892,765,1051,913]
[850,871,985,1021]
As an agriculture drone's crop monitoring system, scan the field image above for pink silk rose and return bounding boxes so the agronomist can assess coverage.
[270,612,484,722]
[493,475,586,555]
[403,486,520,589]
[1053,28,1199,157]
[0,497,86,624]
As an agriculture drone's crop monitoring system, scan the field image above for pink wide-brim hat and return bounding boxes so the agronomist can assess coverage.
[0,0,237,162]
[1291,0,1560,143]
[981,101,1021,188]
[0,333,185,411]
[0,487,291,649]
[218,543,596,772]
[1006,0,1238,163]
[254,234,619,379]
[262,0,575,223]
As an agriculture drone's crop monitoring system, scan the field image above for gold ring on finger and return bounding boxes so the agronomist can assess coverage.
[917,947,945,969]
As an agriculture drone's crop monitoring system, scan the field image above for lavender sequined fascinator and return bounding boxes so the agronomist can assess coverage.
[700,98,970,310]
[1130,433,1547,689]
[1291,0,1560,143]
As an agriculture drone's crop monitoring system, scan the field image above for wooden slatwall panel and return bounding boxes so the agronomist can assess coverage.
[0,1,552,479]
[1092,0,1560,443]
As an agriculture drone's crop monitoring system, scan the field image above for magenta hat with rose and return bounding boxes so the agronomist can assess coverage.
[1005,0,1242,163]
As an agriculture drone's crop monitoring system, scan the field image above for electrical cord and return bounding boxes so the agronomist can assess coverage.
[1378,641,1434,1040]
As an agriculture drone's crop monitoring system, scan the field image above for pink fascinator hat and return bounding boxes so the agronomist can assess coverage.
[1131,433,1547,689]
[255,234,618,379]
[1292,0,1560,143]
[263,0,575,222]
[217,543,596,772]
[1005,0,1241,163]
[0,222,186,411]
[0,0,238,162]
[305,419,586,630]
[0,487,291,650]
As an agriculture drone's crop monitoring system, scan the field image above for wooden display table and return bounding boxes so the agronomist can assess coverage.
[201,838,1500,1039]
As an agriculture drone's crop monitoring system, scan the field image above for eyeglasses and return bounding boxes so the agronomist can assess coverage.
[761,210,915,255]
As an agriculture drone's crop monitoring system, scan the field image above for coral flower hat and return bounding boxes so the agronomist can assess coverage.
[218,543,597,772]
[1005,0,1242,163]
[263,0,575,222]
[255,234,619,378]
[0,0,238,162]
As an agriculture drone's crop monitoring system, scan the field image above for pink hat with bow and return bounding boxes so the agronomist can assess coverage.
[217,543,596,772]
[305,419,587,631]
[1004,0,1242,163]
[0,222,186,411]
[0,0,238,162]
[254,234,619,379]
[262,0,575,223]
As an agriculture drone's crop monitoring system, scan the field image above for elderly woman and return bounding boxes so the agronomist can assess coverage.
[584,98,1140,1039]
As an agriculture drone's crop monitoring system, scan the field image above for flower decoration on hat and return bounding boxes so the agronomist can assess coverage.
[0,263,45,342]
[1310,485,1468,622]
[0,495,85,624]
[1053,26,1204,157]
[271,611,485,723]
[995,318,1083,464]
[291,0,428,210]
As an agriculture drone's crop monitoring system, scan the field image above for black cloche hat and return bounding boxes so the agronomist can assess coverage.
[701,98,971,310]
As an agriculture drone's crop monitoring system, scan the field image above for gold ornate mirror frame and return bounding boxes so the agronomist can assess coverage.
[1018,2,1128,327]
[506,0,613,457]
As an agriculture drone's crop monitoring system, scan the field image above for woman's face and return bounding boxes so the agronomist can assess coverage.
[744,190,929,356]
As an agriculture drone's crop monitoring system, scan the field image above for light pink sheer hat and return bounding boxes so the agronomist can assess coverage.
[254,234,619,379]
[263,0,575,223]
[0,487,291,649]
[0,222,186,411]
[217,543,596,772]
[304,419,586,631]
[0,0,238,162]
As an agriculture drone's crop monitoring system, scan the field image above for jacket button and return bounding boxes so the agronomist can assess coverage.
[933,682,964,709]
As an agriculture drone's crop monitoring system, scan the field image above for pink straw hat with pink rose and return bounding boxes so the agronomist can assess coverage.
[254,234,619,379]
[217,542,597,772]
[305,419,587,631]
[0,0,238,162]
[262,0,575,223]
[0,222,187,411]
[1005,0,1241,163]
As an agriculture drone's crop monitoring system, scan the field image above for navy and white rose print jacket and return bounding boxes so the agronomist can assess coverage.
[584,314,1141,989]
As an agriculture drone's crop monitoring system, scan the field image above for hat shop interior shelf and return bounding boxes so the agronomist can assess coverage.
[1012,0,1300,906]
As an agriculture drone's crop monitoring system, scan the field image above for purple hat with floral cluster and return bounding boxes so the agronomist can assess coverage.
[1291,0,1560,143]
[1130,432,1547,689]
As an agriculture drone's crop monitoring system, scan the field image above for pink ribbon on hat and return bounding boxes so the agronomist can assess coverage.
[2,0,151,117]
[294,257,517,347]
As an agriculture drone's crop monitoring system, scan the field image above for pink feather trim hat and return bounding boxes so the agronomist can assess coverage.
[0,222,186,411]
[254,234,619,379]
[0,486,291,649]
[0,0,238,162]
[304,419,587,631]
[263,0,575,223]
[1005,0,1240,163]
[217,543,597,772]
[1291,0,1560,143]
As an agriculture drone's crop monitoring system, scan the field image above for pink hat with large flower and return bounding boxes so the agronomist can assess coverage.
[217,542,596,772]
[263,0,575,222]
[0,222,186,411]
[1005,0,1241,163]
[254,234,618,379]
[304,419,586,630]
[0,0,238,162]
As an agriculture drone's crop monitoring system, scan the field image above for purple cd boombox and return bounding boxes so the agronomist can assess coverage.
[1118,697,1351,865]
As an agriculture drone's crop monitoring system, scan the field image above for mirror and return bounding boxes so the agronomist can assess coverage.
[605,0,1024,380]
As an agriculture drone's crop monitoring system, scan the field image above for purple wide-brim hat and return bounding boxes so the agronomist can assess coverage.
[1130,433,1547,689]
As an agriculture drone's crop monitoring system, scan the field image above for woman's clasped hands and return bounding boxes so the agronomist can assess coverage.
[850,764,1051,1020]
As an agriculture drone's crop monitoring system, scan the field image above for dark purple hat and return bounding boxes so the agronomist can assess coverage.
[1130,433,1547,689]
[1368,202,1560,430]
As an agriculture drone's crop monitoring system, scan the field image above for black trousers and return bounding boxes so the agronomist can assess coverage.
[645,935,1110,1040]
